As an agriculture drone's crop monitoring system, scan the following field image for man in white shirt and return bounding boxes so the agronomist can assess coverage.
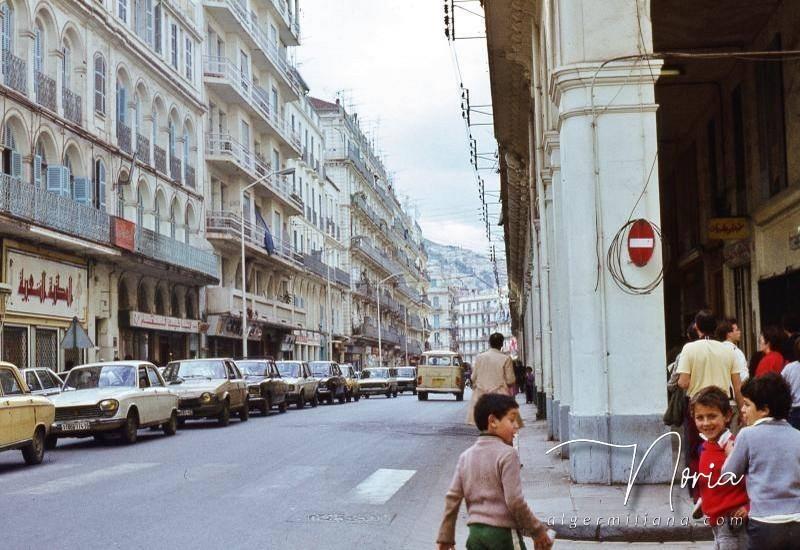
[716,318,748,381]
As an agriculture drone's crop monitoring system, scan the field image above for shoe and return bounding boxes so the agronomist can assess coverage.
[692,497,703,520]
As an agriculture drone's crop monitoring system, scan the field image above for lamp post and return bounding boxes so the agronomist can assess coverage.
[404,306,408,365]
[240,167,295,358]
[377,271,403,368]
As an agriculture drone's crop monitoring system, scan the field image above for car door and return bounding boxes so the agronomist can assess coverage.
[226,361,245,408]
[147,366,171,422]
[137,365,157,425]
[301,363,313,395]
[0,367,33,444]
[268,361,284,403]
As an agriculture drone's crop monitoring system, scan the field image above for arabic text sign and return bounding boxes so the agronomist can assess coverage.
[6,250,87,320]
[126,311,200,334]
[708,217,749,241]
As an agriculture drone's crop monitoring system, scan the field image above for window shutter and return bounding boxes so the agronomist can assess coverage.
[117,85,126,123]
[33,155,42,187]
[98,162,106,211]
[154,3,161,53]
[62,166,72,198]
[73,176,90,205]
[33,28,42,73]
[46,166,63,194]
[10,151,21,179]
[145,0,153,45]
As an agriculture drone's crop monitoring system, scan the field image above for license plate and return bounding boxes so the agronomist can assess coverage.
[58,421,90,431]
[432,377,446,387]
[177,409,193,417]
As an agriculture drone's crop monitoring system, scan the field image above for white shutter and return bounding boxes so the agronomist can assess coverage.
[46,166,64,194]
[33,155,42,187]
[145,0,153,45]
[33,27,42,74]
[97,161,106,211]
[73,176,90,205]
[62,166,71,198]
[10,151,21,179]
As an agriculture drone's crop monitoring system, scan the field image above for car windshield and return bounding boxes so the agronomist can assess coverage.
[163,360,227,381]
[425,356,454,366]
[276,362,301,377]
[340,367,352,377]
[309,362,332,377]
[397,368,415,377]
[237,362,268,377]
[363,369,389,379]
[64,365,136,389]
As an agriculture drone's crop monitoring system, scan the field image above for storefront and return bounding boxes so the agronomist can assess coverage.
[206,313,263,358]
[1,245,89,372]
[293,329,321,361]
[118,310,200,366]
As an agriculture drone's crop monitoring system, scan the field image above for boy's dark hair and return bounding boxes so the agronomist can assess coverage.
[761,325,785,351]
[474,393,519,431]
[525,366,533,373]
[686,321,698,342]
[782,313,800,334]
[741,373,792,420]
[714,318,736,341]
[489,333,504,350]
[690,386,732,417]
[695,310,717,336]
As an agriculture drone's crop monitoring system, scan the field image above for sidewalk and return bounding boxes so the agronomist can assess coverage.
[516,398,713,544]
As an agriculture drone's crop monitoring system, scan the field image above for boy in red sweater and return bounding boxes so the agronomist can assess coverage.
[692,386,749,549]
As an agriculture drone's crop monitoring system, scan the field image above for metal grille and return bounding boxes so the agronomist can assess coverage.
[3,326,28,368]
[55,406,103,421]
[64,347,81,371]
[36,329,58,372]
[179,398,201,408]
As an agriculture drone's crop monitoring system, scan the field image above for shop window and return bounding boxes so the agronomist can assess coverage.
[3,326,28,368]
[35,328,58,372]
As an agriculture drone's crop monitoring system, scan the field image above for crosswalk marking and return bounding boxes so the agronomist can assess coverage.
[350,468,416,505]
[12,462,159,496]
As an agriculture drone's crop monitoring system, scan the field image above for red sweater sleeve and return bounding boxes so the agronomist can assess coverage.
[756,352,785,377]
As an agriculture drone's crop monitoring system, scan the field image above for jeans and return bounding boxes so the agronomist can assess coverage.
[746,519,800,550]
[712,521,746,549]
[788,407,800,431]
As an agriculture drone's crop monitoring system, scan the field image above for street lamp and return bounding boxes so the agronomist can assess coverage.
[377,271,403,368]
[240,167,295,358]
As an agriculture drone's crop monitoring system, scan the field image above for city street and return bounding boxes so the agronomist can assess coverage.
[1,392,710,550]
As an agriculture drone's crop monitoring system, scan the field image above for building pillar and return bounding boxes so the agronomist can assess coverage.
[552,0,671,483]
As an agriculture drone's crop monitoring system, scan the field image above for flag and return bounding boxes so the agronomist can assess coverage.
[255,210,275,255]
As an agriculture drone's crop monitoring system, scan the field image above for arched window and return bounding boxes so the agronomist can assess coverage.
[184,207,191,244]
[167,120,175,159]
[169,200,176,239]
[136,186,144,226]
[94,158,106,211]
[33,141,47,187]
[171,289,180,318]
[1,3,14,59]
[116,78,127,124]
[151,107,158,147]
[133,93,141,135]
[182,128,189,177]
[154,288,165,315]
[62,42,71,90]
[33,23,43,74]
[2,123,20,178]
[94,54,106,114]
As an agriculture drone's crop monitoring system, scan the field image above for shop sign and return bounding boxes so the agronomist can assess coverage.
[6,250,87,320]
[708,217,749,241]
[206,314,262,341]
[123,311,200,334]
[111,216,136,251]
[292,329,321,345]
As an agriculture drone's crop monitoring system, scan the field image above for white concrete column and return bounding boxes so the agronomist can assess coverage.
[552,0,670,483]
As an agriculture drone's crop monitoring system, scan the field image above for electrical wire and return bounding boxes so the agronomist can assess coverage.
[606,219,668,295]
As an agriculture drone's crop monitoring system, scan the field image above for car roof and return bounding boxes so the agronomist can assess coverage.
[73,361,153,368]
[170,357,231,362]
[0,361,21,371]
[422,350,459,356]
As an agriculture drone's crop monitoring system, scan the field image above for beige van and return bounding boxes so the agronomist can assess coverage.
[417,351,465,401]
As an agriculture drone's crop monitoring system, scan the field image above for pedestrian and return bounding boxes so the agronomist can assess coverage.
[754,326,786,377]
[677,310,742,492]
[781,338,800,430]
[723,373,800,549]
[781,313,800,363]
[466,333,516,425]
[524,366,535,405]
[716,318,749,383]
[691,386,749,549]
[436,393,553,550]
[514,360,525,395]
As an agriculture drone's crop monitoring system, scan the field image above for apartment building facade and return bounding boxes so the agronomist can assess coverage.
[455,289,512,365]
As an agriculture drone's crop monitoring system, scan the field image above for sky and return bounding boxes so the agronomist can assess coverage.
[296,0,501,255]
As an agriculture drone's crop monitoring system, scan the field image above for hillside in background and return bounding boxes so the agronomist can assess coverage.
[424,239,508,291]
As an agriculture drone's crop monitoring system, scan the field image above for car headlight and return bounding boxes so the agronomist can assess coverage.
[98,399,119,413]
[200,392,214,403]
[286,384,295,391]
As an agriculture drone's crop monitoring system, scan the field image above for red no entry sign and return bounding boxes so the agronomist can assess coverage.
[627,219,655,267]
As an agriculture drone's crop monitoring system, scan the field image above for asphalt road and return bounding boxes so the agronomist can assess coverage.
[0,391,711,550]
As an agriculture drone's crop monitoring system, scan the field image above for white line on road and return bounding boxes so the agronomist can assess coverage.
[12,462,159,496]
[349,468,416,505]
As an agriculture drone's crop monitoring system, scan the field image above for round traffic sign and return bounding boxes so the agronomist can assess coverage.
[627,219,655,267]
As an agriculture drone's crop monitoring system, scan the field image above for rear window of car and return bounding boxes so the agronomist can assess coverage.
[40,371,59,389]
[397,368,415,377]
[424,356,453,366]
[0,369,24,395]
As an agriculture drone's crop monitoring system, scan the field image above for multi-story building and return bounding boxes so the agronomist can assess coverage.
[310,97,431,368]
[201,0,307,358]
[426,281,458,352]
[455,290,512,365]
[0,0,218,370]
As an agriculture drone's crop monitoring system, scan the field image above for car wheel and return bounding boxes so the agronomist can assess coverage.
[296,392,305,409]
[346,390,352,403]
[354,393,360,402]
[218,400,231,427]
[385,390,391,398]
[22,427,45,466]
[311,392,319,407]
[120,411,139,445]
[418,392,428,401]
[338,389,346,404]
[239,401,250,422]
[263,395,272,416]
[279,400,287,413]
[456,392,464,402]
[163,412,178,436]
[44,435,58,450]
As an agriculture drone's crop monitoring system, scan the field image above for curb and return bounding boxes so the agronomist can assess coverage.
[550,523,714,543]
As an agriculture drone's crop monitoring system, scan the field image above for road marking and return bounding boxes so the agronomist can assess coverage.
[12,462,159,496]
[349,468,416,505]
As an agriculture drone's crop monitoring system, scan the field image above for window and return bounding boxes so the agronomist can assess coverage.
[756,35,788,199]
[1,3,14,59]
[154,2,162,53]
[25,371,42,392]
[94,55,106,114]
[62,43,71,89]
[184,36,193,80]
[118,0,128,23]
[147,367,162,387]
[0,369,22,395]
[136,186,144,226]
[170,23,178,68]
[33,23,43,74]
[94,158,106,211]
[116,79,127,124]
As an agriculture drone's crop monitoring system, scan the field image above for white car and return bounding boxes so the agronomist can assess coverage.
[21,368,64,397]
[48,361,179,447]
[275,361,319,409]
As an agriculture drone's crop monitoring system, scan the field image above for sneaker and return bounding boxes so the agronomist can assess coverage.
[692,497,704,520]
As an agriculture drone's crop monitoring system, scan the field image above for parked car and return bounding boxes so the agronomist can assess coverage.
[308,361,347,404]
[21,367,64,397]
[275,361,318,409]
[358,368,398,398]
[49,361,179,446]
[235,358,288,415]
[0,362,54,465]
[162,358,249,426]
[417,351,465,401]
[396,366,417,395]
[339,364,361,402]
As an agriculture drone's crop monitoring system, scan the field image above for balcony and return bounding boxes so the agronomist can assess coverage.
[353,317,379,341]
[206,210,302,268]
[117,122,133,155]
[2,52,27,94]
[302,252,350,287]
[170,157,182,183]
[34,71,56,112]
[0,173,110,245]
[347,145,372,183]
[267,0,300,45]
[205,133,302,214]
[136,134,150,165]
[154,145,167,174]
[135,226,219,280]
[351,235,404,277]
[62,88,82,125]
[206,286,305,328]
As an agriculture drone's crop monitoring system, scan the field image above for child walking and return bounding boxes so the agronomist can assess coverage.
[691,386,749,549]
[723,373,800,549]
[436,393,552,550]
[524,367,535,405]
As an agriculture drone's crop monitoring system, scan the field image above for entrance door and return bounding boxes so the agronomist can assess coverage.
[758,269,800,328]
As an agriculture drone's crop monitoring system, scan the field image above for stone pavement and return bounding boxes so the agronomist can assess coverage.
[516,398,714,544]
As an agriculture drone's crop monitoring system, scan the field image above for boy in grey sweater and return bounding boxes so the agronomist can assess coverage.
[723,373,800,549]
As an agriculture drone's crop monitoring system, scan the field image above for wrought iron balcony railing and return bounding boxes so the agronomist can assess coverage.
[170,156,182,182]
[117,122,132,155]
[62,87,82,125]
[206,210,302,267]
[154,145,167,174]
[136,134,150,165]
[134,225,218,279]
[2,52,27,94]
[302,253,351,287]
[34,71,56,111]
